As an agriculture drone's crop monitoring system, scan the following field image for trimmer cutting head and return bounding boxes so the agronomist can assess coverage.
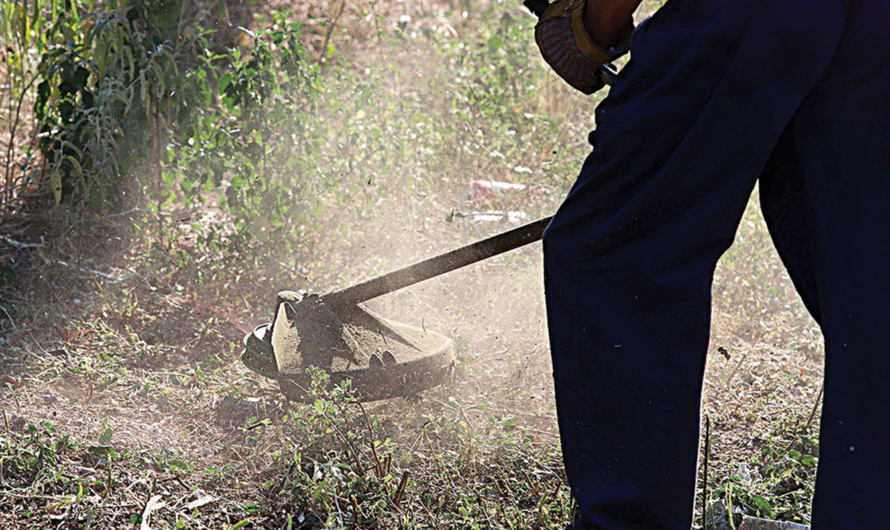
[242,291,454,402]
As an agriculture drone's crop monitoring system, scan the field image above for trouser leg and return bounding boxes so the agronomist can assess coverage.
[543,1,847,528]
[760,2,890,527]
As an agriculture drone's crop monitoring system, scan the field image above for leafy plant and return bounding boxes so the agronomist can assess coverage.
[0,420,71,490]
[165,18,331,254]
[32,1,182,208]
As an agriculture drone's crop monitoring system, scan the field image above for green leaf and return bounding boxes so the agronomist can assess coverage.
[36,81,50,119]
[98,427,114,445]
[314,399,326,414]
[50,169,63,205]
[167,458,190,471]
[219,73,233,94]
[753,495,773,518]
[162,169,175,186]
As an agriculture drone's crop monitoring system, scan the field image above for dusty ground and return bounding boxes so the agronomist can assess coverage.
[0,186,824,529]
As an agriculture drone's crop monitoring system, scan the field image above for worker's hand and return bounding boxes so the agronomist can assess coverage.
[534,0,633,94]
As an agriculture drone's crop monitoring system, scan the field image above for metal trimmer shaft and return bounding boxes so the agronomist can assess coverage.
[324,216,552,307]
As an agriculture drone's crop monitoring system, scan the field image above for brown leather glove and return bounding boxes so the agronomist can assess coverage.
[534,0,633,94]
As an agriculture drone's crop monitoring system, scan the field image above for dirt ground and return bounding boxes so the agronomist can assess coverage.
[0,188,825,529]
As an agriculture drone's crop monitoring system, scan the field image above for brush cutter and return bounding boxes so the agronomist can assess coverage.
[241,216,553,402]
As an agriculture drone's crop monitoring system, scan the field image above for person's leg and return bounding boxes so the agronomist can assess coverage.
[543,0,847,528]
[760,1,890,527]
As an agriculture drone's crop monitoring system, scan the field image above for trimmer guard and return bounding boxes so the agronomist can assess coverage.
[241,292,454,402]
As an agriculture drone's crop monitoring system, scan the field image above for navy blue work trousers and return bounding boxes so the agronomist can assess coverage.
[543,0,890,528]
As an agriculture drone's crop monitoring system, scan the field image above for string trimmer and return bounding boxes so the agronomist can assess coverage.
[241,216,551,401]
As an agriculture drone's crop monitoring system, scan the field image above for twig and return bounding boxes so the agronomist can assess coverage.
[155,94,163,235]
[702,414,711,530]
[277,459,296,495]
[477,495,493,527]
[7,384,22,416]
[547,478,562,504]
[332,485,345,528]
[418,491,442,530]
[425,435,455,489]
[803,382,825,433]
[2,406,12,456]
[5,237,46,249]
[394,470,410,505]
[159,473,191,493]
[140,495,166,530]
[318,403,366,476]
[350,495,361,528]
[51,259,122,282]
[727,481,736,530]
[64,207,140,231]
[522,470,540,496]
[4,75,38,205]
[356,400,383,477]
[722,348,751,389]
[105,447,115,500]
[318,0,347,64]
[0,304,16,330]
